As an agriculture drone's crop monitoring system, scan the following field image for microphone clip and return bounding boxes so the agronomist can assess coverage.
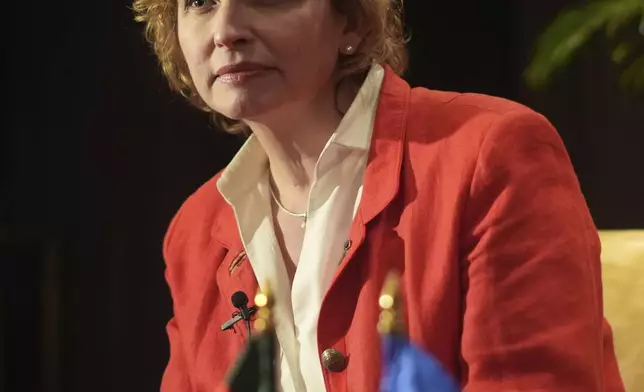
[220,305,258,332]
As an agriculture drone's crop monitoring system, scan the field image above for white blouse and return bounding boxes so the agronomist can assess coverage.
[216,64,385,392]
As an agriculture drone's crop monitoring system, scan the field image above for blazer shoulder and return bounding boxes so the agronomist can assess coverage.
[407,87,551,141]
[180,170,228,219]
[163,169,232,263]
[411,87,538,115]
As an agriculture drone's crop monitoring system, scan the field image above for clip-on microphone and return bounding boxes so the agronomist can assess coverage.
[220,291,258,341]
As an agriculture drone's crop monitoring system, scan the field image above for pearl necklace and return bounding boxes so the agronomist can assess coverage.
[269,186,307,229]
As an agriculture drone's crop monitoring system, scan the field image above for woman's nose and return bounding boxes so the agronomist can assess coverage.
[212,0,250,49]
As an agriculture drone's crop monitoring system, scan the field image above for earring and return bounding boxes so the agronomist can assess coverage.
[343,45,355,55]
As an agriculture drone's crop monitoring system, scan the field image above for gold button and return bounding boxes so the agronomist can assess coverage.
[321,348,346,372]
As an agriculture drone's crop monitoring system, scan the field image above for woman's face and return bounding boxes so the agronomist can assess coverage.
[177,0,357,122]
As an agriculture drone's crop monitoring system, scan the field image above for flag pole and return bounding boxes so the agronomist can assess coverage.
[225,282,278,392]
[377,271,461,392]
[254,282,274,333]
[254,283,276,392]
[378,272,404,335]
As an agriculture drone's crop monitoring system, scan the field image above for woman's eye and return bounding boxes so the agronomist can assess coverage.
[185,0,215,11]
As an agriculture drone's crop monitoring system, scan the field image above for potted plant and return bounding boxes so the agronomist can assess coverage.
[525,0,644,92]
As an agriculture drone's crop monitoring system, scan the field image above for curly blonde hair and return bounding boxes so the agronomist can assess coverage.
[132,0,408,133]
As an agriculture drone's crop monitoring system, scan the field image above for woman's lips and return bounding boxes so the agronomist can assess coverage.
[216,68,274,85]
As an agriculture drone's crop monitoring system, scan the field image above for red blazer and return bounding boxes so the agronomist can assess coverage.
[161,67,624,391]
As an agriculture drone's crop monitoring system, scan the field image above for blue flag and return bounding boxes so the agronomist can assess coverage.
[380,333,460,392]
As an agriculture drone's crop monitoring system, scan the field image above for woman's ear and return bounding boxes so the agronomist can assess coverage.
[340,32,364,55]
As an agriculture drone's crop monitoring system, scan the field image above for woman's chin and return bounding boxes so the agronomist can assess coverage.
[216,107,258,122]
[206,82,286,122]
[211,101,279,124]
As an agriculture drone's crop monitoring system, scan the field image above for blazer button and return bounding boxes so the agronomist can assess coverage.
[343,240,352,252]
[321,348,346,372]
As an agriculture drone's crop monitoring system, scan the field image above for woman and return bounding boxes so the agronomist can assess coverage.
[133,0,625,391]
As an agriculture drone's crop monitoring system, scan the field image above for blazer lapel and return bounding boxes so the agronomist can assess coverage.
[215,248,258,339]
[333,65,410,279]
[359,65,409,225]
[210,183,305,389]
[211,201,259,341]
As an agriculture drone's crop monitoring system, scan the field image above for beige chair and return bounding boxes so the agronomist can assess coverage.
[599,230,644,391]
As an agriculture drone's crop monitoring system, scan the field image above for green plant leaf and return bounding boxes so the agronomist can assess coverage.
[612,42,633,63]
[525,0,644,89]
[605,0,643,36]
[620,54,644,91]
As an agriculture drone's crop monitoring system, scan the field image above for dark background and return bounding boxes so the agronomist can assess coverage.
[3,1,643,392]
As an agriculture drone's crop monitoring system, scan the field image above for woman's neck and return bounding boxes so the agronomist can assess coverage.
[246,78,358,197]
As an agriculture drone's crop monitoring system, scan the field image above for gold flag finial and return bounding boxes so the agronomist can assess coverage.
[254,281,275,333]
[378,271,404,334]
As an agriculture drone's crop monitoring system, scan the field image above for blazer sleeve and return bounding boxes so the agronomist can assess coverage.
[460,109,624,391]
[160,209,194,392]
[161,316,193,392]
